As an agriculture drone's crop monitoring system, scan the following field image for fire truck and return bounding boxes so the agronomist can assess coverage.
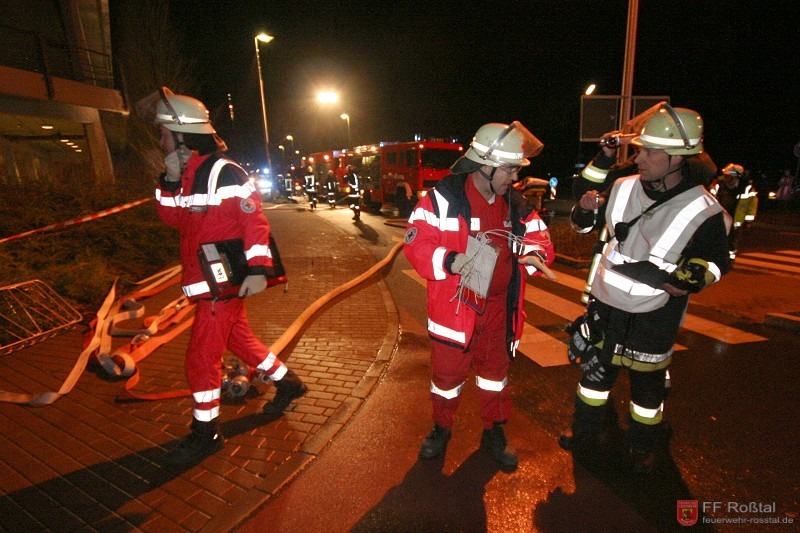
[303,140,463,215]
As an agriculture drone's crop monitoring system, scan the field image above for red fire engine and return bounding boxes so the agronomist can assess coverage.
[303,140,463,215]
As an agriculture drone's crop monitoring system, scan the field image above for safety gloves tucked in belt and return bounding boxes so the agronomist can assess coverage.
[566,305,606,381]
[668,258,715,293]
[238,275,267,297]
[580,352,607,383]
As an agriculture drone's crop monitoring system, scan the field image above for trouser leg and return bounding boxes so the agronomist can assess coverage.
[627,368,666,452]
[429,340,471,428]
[471,298,511,429]
[185,299,230,423]
[225,299,289,381]
[571,363,621,433]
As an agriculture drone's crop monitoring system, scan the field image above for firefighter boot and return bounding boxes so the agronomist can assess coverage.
[559,400,616,451]
[630,447,656,475]
[163,418,224,465]
[262,370,308,415]
[418,424,451,459]
[481,422,518,469]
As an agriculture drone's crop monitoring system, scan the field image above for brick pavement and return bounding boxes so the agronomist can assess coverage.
[0,204,399,532]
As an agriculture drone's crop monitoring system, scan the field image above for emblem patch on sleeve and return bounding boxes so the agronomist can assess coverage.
[404,227,417,244]
[240,197,257,214]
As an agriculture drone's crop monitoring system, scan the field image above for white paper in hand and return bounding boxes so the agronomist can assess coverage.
[458,234,499,313]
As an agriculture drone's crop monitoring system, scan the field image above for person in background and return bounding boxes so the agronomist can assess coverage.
[403,121,555,470]
[143,87,307,465]
[344,164,362,220]
[709,163,757,262]
[776,169,796,207]
[559,104,730,475]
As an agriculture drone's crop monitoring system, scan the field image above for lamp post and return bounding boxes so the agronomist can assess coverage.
[254,32,274,173]
[316,90,340,148]
[578,83,598,168]
[285,135,295,165]
[340,113,351,147]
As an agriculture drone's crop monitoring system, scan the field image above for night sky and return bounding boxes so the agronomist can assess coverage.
[167,1,799,182]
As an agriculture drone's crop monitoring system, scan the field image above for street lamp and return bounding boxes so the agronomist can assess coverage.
[316,90,339,105]
[254,32,274,173]
[584,83,596,96]
[340,113,351,147]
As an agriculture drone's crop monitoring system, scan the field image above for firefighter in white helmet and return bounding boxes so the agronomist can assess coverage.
[560,104,730,474]
[141,87,307,464]
[709,163,758,262]
[403,121,555,469]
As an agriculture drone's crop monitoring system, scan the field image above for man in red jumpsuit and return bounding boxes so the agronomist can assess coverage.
[146,88,306,465]
[403,121,555,469]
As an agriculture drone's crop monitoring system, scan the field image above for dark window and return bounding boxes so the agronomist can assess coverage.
[421,149,461,169]
[405,148,418,167]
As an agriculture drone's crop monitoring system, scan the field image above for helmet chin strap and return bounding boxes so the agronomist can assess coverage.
[172,131,189,173]
[642,156,681,192]
[478,167,499,194]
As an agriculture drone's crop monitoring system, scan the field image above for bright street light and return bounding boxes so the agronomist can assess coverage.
[340,113,351,147]
[316,90,340,105]
[585,83,596,96]
[254,32,274,173]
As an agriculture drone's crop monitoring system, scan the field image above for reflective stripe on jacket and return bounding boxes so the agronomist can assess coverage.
[403,173,554,354]
[155,153,273,300]
[591,175,723,313]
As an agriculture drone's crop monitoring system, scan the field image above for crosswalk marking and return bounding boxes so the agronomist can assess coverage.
[545,271,766,344]
[518,323,568,367]
[401,262,767,367]
[402,269,573,366]
[523,283,688,364]
[737,253,800,274]
[742,251,800,264]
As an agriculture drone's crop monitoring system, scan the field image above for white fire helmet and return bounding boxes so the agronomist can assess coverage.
[152,87,216,134]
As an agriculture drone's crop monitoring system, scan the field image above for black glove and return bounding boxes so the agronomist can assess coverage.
[580,351,607,383]
[565,308,603,367]
[669,258,713,293]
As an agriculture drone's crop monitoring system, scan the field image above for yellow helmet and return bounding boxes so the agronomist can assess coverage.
[721,163,744,176]
[632,103,703,155]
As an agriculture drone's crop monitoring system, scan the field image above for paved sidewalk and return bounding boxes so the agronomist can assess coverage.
[0,204,399,532]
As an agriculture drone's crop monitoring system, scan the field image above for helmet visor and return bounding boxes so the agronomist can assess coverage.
[476,121,543,166]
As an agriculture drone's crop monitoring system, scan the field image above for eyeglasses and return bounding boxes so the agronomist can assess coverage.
[500,166,521,175]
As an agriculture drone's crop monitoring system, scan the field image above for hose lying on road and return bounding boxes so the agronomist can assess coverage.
[0,239,407,405]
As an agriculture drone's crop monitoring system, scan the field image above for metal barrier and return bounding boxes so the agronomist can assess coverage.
[0,280,82,357]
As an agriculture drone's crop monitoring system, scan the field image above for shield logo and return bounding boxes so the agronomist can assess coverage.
[677,500,699,527]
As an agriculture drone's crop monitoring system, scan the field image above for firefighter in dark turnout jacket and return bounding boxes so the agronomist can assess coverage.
[560,104,730,474]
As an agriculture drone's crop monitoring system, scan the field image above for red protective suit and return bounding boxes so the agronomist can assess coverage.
[156,153,288,422]
[403,173,554,428]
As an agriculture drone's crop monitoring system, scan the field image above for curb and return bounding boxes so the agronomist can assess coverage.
[202,212,402,532]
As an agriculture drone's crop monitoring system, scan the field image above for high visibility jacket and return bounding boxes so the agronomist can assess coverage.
[732,185,758,227]
[592,175,724,313]
[155,153,273,300]
[710,181,758,228]
[403,173,555,356]
[573,151,637,199]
